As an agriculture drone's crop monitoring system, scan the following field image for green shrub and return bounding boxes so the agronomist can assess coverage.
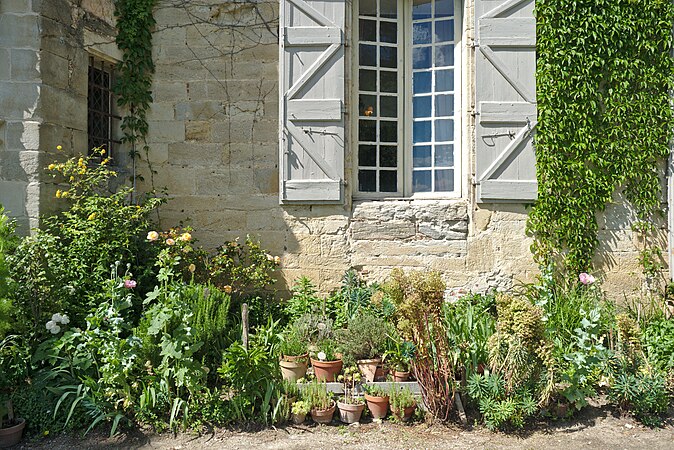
[642,318,674,371]
[0,207,18,339]
[467,373,538,430]
[302,379,333,411]
[609,369,669,427]
[336,311,390,366]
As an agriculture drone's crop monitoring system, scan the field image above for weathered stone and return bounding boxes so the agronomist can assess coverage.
[0,14,39,48]
[351,220,415,241]
[0,181,27,216]
[0,0,31,14]
[168,142,223,166]
[147,120,186,143]
[0,49,9,80]
[0,82,40,119]
[175,101,225,121]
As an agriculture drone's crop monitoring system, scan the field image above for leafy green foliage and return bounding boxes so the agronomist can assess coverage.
[467,373,538,430]
[336,311,390,366]
[609,369,669,427]
[642,318,674,370]
[0,208,18,338]
[529,0,674,274]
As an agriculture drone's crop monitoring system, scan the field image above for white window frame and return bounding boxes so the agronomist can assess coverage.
[351,0,462,200]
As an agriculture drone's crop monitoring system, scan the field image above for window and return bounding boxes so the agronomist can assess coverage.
[355,0,460,197]
[87,56,120,158]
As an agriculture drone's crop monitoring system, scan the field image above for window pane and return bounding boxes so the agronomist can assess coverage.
[414,72,432,94]
[381,0,397,19]
[413,47,431,69]
[380,121,397,142]
[434,144,454,166]
[413,146,432,167]
[359,0,377,17]
[380,21,397,44]
[435,94,453,117]
[359,44,377,66]
[413,121,431,143]
[413,170,432,192]
[435,0,453,17]
[380,145,397,167]
[434,44,454,67]
[359,19,377,42]
[380,71,397,92]
[380,96,397,117]
[380,46,397,68]
[380,170,398,192]
[435,69,454,91]
[359,170,377,192]
[413,96,432,118]
[435,20,454,43]
[435,169,454,191]
[413,22,432,45]
[435,119,454,141]
[360,69,377,92]
[413,0,432,20]
[359,120,376,141]
[359,145,377,166]
[359,94,377,117]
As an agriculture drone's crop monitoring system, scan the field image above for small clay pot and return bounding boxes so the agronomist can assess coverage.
[311,401,336,424]
[364,393,390,420]
[280,358,308,382]
[391,403,416,422]
[0,418,26,448]
[357,358,381,382]
[337,401,365,424]
[311,358,343,382]
[291,412,307,425]
[393,370,409,382]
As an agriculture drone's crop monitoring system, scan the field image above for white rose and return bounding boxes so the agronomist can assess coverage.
[50,325,61,334]
[60,314,70,325]
[46,320,56,331]
[51,313,62,323]
[317,351,327,361]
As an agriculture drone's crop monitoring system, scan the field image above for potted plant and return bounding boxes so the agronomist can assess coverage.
[336,312,389,382]
[389,385,416,422]
[336,366,365,424]
[0,400,25,448]
[280,326,309,382]
[291,400,310,424]
[383,336,416,382]
[303,379,335,424]
[363,384,389,420]
[310,339,342,382]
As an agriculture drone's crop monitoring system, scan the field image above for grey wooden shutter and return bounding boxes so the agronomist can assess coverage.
[475,0,537,202]
[279,0,345,203]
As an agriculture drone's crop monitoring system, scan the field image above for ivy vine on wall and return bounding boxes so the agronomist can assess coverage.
[528,0,674,276]
[113,0,157,187]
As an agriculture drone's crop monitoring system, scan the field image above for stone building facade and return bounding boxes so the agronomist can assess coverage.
[0,0,667,297]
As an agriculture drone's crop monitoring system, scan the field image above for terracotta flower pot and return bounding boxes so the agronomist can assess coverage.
[291,412,307,425]
[357,358,381,382]
[364,393,390,420]
[337,401,365,424]
[311,358,343,382]
[0,418,26,448]
[393,370,409,382]
[310,401,336,424]
[391,403,416,422]
[280,357,308,382]
[375,365,387,381]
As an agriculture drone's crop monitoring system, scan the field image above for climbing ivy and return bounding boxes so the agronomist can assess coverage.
[113,0,157,181]
[528,0,674,275]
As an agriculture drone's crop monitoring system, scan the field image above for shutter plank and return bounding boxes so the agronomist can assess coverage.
[285,27,342,45]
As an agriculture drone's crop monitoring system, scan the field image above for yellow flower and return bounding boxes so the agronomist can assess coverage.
[61,191,69,198]
[100,149,106,155]
[223,285,233,294]
[48,164,56,170]
[69,176,74,181]
[88,213,97,221]
[188,263,196,273]
[56,145,62,151]
[179,232,192,242]
[55,190,62,198]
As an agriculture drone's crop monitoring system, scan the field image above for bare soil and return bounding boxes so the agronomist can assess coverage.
[11,404,674,450]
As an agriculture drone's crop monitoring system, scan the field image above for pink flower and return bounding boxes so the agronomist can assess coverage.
[579,272,595,285]
[166,238,175,246]
[124,279,137,289]
[146,231,159,242]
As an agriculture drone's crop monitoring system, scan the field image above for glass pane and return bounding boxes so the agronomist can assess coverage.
[413,0,432,20]
[435,119,454,141]
[435,20,454,43]
[435,44,454,67]
[381,0,397,18]
[413,47,431,69]
[380,121,397,142]
[360,69,377,92]
[435,169,454,192]
[380,96,397,117]
[413,121,431,143]
[413,170,432,193]
[359,19,377,42]
[413,145,432,167]
[359,145,377,166]
[434,144,454,166]
[380,46,397,68]
[435,94,454,117]
[380,21,397,44]
[414,72,432,94]
[380,146,397,167]
[380,170,397,192]
[359,0,377,17]
[359,44,377,67]
[359,94,377,117]
[435,0,454,17]
[359,170,377,192]
[359,119,377,141]
[413,22,432,45]
[380,71,397,92]
[435,69,454,91]
[413,96,432,118]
